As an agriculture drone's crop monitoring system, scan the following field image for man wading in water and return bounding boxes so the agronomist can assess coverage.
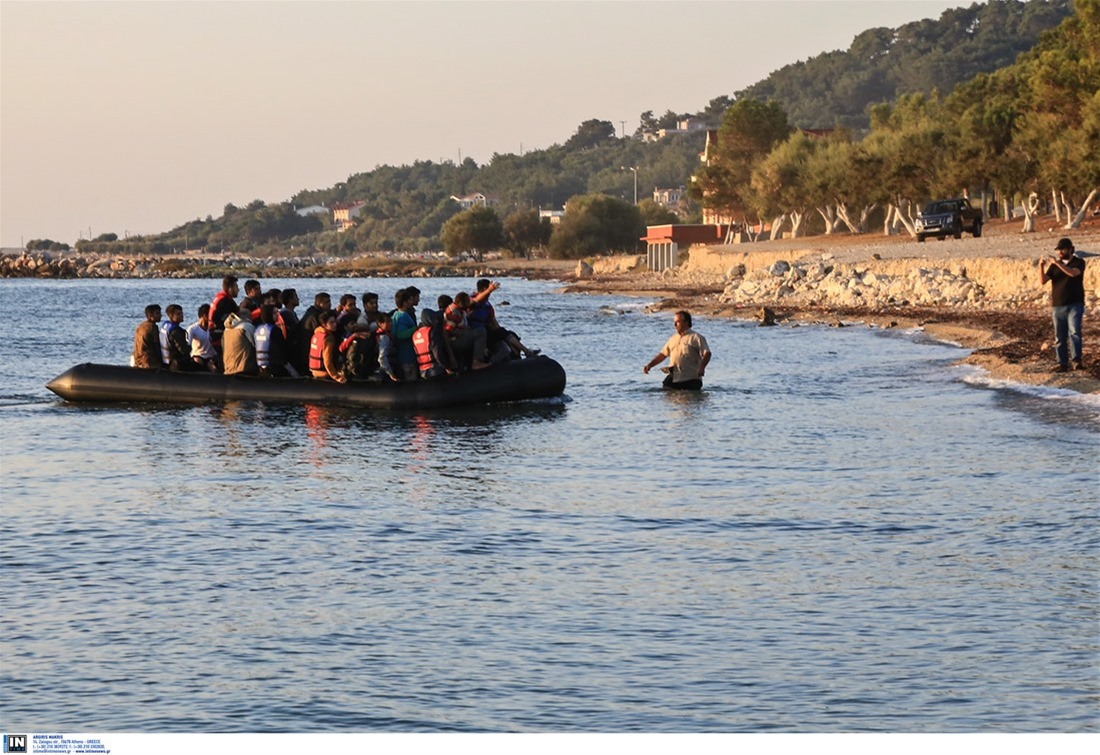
[643,310,711,390]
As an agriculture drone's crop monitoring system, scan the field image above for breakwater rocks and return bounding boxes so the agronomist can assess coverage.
[674,243,1098,311]
[0,251,498,280]
[0,251,323,279]
[719,258,1029,309]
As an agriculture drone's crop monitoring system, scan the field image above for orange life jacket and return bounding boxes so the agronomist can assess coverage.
[308,327,327,373]
[413,325,434,374]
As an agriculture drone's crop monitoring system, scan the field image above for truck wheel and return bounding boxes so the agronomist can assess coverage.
[972,220,982,238]
[953,225,963,240]
[917,234,926,243]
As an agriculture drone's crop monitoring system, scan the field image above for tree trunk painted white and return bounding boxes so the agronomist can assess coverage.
[883,205,897,235]
[835,202,861,234]
[1052,189,1061,223]
[1021,192,1040,233]
[769,214,787,241]
[1002,197,1010,223]
[1065,188,1098,229]
[816,205,840,235]
[789,210,804,238]
[858,203,877,234]
[890,197,917,237]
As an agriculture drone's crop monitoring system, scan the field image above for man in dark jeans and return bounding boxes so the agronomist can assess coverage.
[1038,237,1086,372]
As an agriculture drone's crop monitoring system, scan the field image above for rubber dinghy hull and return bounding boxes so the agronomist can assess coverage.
[46,357,566,410]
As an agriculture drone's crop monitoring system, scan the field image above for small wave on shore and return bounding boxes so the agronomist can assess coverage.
[955,364,1100,421]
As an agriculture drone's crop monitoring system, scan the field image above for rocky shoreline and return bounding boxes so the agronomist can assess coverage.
[563,219,1100,395]
[0,247,575,281]
[4,219,1097,394]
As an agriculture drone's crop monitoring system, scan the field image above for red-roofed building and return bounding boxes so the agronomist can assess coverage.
[640,224,732,271]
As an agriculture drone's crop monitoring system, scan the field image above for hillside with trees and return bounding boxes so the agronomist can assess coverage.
[737,0,1073,130]
[75,0,1082,261]
[693,0,1099,239]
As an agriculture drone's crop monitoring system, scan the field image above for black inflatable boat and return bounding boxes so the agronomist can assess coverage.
[46,357,566,410]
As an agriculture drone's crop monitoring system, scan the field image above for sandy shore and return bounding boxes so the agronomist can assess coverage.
[549,217,1100,395]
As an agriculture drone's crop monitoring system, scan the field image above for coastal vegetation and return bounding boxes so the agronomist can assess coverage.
[51,0,1088,263]
[25,238,72,252]
[737,0,1073,130]
[694,0,1099,238]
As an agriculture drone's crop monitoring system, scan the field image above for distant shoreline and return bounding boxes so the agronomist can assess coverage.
[5,218,1097,394]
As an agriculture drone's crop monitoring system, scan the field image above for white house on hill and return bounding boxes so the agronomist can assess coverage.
[451,192,500,210]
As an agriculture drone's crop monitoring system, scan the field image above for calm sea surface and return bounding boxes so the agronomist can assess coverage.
[1,277,1097,733]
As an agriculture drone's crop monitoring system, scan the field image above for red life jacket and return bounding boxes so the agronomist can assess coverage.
[444,303,467,332]
[308,327,327,373]
[413,325,434,374]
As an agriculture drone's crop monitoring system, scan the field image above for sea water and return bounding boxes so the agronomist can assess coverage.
[0,277,1097,732]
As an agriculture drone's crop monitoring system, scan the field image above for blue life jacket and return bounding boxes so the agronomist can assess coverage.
[255,323,274,368]
[159,320,181,364]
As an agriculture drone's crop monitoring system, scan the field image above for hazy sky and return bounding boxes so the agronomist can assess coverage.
[0,0,964,248]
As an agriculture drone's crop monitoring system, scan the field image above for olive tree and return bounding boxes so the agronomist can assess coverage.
[441,205,503,261]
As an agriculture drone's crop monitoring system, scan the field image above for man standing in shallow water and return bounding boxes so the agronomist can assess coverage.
[1038,237,1086,372]
[643,310,712,390]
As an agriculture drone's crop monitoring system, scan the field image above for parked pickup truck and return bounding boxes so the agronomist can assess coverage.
[915,198,983,242]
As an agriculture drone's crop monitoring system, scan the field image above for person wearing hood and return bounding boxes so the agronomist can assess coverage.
[222,312,259,376]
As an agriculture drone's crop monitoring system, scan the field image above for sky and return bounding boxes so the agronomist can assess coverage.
[0,0,966,248]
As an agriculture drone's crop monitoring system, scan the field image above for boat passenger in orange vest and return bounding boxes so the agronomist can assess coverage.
[412,309,457,380]
[309,311,346,383]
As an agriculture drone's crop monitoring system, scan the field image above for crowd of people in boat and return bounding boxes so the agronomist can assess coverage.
[132,275,541,383]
